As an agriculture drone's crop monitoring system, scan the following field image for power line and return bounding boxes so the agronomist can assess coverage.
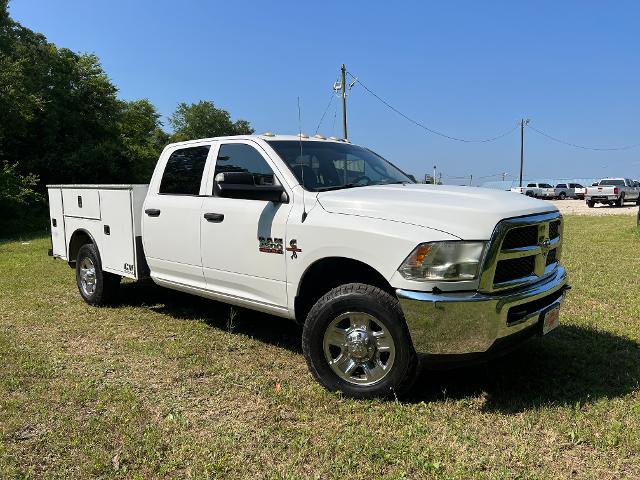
[315,90,336,135]
[346,71,518,143]
[527,124,640,151]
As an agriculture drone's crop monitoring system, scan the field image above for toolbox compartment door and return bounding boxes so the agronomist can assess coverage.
[99,189,136,277]
[62,188,101,220]
[47,188,67,258]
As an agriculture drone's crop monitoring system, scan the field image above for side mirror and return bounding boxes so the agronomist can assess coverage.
[215,172,289,203]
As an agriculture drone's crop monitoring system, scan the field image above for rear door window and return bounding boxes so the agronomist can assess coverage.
[159,146,210,195]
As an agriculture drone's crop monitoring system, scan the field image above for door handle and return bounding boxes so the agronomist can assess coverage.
[145,208,161,217]
[203,212,224,223]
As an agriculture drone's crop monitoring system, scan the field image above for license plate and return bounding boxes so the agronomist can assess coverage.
[541,305,561,335]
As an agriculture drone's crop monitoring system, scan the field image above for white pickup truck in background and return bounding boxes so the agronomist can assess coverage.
[510,182,556,199]
[554,183,586,200]
[48,134,569,398]
[584,178,640,208]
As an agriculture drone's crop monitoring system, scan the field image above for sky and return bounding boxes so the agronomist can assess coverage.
[9,0,640,184]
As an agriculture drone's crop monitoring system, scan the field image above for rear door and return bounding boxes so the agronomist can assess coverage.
[142,144,213,288]
[199,140,293,312]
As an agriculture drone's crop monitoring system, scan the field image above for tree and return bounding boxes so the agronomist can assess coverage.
[0,161,42,219]
[169,100,254,142]
[118,99,167,182]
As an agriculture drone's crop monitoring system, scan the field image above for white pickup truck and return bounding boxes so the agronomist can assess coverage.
[584,178,640,208]
[510,182,556,199]
[47,134,569,398]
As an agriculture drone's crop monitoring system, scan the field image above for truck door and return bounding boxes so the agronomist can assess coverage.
[199,140,293,311]
[142,144,213,288]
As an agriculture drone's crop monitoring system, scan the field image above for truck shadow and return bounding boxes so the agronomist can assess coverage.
[117,280,303,354]
[117,281,639,413]
[408,325,640,413]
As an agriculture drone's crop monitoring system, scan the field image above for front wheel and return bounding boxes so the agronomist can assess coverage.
[76,244,120,306]
[617,195,625,207]
[302,283,418,399]
[587,200,595,208]
[558,192,566,200]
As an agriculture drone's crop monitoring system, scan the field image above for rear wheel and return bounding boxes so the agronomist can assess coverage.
[76,244,120,306]
[587,200,595,208]
[302,283,418,399]
[617,195,625,208]
[558,192,566,200]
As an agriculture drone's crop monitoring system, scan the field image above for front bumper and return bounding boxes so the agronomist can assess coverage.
[396,267,568,355]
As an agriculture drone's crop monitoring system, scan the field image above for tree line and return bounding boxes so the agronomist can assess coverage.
[0,0,253,222]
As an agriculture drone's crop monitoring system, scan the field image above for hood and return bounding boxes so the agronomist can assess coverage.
[317,184,557,239]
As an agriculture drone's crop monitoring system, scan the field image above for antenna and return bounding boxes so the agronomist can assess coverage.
[298,97,308,223]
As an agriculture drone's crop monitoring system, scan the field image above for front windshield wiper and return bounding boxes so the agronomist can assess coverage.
[315,183,363,192]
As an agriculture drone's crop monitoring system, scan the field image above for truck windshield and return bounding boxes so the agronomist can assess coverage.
[540,183,553,188]
[266,140,414,191]
[599,179,625,186]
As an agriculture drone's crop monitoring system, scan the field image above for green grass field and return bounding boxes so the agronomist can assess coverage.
[1,216,639,479]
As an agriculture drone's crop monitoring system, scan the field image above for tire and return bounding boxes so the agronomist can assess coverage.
[302,283,418,399]
[76,243,121,306]
[558,192,566,200]
[617,195,625,208]
[587,200,595,208]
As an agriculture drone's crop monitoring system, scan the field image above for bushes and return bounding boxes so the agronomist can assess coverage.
[0,161,43,219]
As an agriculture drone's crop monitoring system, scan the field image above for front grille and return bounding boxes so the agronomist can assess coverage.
[479,212,563,292]
[502,225,538,249]
[545,248,557,266]
[494,256,536,283]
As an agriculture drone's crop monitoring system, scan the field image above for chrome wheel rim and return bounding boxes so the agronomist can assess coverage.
[322,312,396,386]
[79,257,97,296]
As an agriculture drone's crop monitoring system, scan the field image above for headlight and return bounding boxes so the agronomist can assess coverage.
[398,241,487,281]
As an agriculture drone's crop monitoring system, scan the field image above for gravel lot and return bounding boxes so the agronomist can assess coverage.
[548,199,638,216]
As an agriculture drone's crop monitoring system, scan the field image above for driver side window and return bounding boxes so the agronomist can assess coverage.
[214,143,275,191]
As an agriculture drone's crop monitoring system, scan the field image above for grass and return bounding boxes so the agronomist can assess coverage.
[1,215,639,479]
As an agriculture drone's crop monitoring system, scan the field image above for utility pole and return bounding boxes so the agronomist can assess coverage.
[469,174,473,186]
[341,64,348,140]
[502,172,507,182]
[433,165,437,184]
[519,119,530,187]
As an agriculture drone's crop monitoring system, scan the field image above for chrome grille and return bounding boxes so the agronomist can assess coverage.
[494,256,536,283]
[502,225,538,249]
[478,212,563,292]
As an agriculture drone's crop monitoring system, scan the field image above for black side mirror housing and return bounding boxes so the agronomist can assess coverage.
[215,172,289,203]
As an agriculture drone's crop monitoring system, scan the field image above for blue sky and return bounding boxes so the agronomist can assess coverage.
[9,0,640,184]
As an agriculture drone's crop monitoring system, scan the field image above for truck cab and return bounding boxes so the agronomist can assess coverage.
[48,134,569,398]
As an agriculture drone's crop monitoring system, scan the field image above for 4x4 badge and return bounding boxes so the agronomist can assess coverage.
[286,239,302,259]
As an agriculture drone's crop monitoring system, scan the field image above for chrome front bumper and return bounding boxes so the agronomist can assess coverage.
[396,267,568,355]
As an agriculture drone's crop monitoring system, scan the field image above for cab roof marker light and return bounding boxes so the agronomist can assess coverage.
[314,134,327,140]
[298,132,309,139]
[262,131,276,137]
[329,136,339,141]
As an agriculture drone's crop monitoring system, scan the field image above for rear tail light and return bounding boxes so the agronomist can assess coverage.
[614,187,619,195]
